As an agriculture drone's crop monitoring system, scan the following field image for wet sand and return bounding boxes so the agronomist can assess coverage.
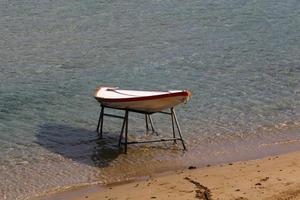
[36,150,300,200]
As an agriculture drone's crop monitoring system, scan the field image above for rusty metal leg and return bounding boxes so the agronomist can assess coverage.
[171,108,186,150]
[148,114,158,136]
[124,110,129,154]
[97,106,104,138]
[171,108,177,144]
[99,106,104,138]
[145,114,149,131]
[118,113,126,147]
[96,108,101,133]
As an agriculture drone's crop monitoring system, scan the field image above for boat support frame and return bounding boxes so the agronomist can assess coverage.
[96,105,186,153]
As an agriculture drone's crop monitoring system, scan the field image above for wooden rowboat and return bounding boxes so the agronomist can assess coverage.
[94,87,191,113]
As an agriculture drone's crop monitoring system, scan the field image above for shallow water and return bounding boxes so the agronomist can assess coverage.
[0,0,300,199]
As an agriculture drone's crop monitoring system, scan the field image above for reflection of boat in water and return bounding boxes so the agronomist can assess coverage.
[94,87,191,113]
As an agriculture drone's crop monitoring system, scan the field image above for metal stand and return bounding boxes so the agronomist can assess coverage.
[96,105,186,153]
[145,114,157,135]
[96,106,104,138]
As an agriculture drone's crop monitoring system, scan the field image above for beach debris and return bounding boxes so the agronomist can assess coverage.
[158,182,169,186]
[178,189,194,193]
[184,177,211,200]
[151,196,157,199]
[260,177,269,182]
[228,163,233,165]
[255,183,262,186]
[284,182,293,186]
[188,166,197,170]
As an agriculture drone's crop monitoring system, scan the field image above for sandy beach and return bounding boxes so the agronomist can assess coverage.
[36,150,300,200]
[2,1,299,199]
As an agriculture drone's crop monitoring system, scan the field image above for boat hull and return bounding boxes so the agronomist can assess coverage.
[97,95,187,113]
[94,87,191,113]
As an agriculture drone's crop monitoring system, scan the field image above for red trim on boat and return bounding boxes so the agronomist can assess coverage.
[95,90,190,103]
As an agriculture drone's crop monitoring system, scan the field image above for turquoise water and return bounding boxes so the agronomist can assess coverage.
[1,0,300,199]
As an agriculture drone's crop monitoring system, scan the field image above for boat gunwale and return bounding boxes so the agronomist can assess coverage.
[94,90,191,103]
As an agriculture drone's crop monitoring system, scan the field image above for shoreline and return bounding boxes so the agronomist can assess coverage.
[35,150,300,200]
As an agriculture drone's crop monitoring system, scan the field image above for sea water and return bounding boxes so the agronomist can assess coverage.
[0,0,300,199]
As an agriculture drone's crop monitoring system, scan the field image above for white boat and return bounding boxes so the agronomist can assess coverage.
[94,87,191,113]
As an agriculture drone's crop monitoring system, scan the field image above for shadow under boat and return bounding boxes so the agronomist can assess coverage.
[36,123,123,168]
